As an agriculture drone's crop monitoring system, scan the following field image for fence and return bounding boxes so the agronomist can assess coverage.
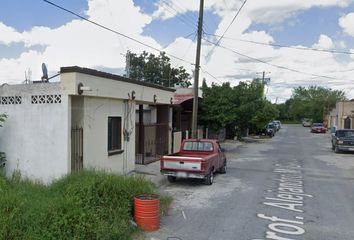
[135,123,169,165]
[71,127,83,171]
[205,128,226,142]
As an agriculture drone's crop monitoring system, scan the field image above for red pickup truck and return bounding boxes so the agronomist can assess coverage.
[160,139,227,185]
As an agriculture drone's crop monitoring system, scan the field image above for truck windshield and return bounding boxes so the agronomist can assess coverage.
[337,131,354,138]
[182,141,213,152]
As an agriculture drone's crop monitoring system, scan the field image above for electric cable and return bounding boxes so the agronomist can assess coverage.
[200,67,223,84]
[204,32,354,55]
[203,37,344,80]
[42,0,195,66]
[158,0,198,30]
[205,0,248,59]
[160,0,198,25]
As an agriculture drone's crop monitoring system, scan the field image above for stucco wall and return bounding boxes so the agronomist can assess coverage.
[78,97,135,174]
[61,71,174,104]
[336,101,354,129]
[0,83,70,183]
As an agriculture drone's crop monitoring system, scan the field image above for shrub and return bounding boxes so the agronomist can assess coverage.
[0,170,164,240]
[0,152,5,170]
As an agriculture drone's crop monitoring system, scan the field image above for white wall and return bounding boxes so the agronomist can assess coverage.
[0,83,70,183]
[80,97,135,174]
[0,68,175,183]
[61,71,175,104]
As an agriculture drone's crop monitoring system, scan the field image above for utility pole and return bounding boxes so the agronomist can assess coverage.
[257,71,270,97]
[125,50,131,78]
[191,0,204,138]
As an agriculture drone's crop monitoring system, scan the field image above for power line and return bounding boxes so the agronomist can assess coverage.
[42,0,194,66]
[214,0,248,47]
[180,32,198,61]
[164,0,198,25]
[158,0,198,30]
[200,67,223,84]
[161,30,196,49]
[203,37,341,80]
[204,32,354,55]
[206,0,248,60]
[158,0,215,40]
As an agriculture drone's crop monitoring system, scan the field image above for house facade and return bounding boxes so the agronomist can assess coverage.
[0,66,174,183]
[172,87,203,152]
[328,101,354,130]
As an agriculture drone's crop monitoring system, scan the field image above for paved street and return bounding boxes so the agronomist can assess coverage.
[146,124,354,240]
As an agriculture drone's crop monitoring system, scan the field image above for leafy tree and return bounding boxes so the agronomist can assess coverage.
[0,113,7,170]
[249,101,279,131]
[0,113,7,127]
[275,100,294,121]
[200,79,279,138]
[127,51,191,87]
[200,82,236,131]
[288,86,346,122]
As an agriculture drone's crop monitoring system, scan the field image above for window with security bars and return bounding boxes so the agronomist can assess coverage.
[108,117,122,155]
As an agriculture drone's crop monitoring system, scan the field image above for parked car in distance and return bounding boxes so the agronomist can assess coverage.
[311,123,326,133]
[160,139,226,185]
[259,124,275,137]
[331,129,354,153]
[267,122,278,133]
[273,120,281,130]
[302,118,312,127]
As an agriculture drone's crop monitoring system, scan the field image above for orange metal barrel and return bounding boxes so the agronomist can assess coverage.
[134,194,160,231]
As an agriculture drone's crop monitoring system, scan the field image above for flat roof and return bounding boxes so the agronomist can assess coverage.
[61,66,175,92]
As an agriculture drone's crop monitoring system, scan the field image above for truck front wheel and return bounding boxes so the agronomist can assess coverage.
[167,176,177,183]
[205,171,214,185]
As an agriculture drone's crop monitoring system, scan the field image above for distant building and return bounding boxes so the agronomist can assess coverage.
[171,86,203,152]
[328,100,354,130]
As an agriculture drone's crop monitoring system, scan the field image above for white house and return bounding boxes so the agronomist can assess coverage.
[0,66,174,183]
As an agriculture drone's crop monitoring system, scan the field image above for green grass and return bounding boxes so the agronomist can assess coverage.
[0,170,171,240]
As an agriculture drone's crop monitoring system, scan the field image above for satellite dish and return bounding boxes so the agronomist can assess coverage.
[41,63,48,82]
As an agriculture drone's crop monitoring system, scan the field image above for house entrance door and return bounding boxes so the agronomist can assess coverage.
[71,127,83,171]
[344,117,351,129]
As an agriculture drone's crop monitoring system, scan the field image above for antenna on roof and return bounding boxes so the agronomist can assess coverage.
[24,68,32,84]
[41,63,49,82]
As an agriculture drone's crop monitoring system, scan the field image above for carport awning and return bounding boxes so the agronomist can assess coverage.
[173,94,194,105]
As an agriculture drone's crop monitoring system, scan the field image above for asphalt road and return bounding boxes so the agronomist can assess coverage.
[145,124,354,240]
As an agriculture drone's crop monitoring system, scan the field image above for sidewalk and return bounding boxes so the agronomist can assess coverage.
[133,140,243,187]
[134,160,166,187]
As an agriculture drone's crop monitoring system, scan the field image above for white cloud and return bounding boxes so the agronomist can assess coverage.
[0,50,43,84]
[153,0,354,25]
[1,0,354,102]
[0,22,22,45]
[336,40,346,49]
[0,0,161,82]
[339,12,354,37]
[244,0,353,25]
[312,34,334,49]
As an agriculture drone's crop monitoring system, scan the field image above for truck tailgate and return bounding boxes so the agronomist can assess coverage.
[162,156,203,171]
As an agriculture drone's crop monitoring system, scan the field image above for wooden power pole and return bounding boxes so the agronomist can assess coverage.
[191,0,204,138]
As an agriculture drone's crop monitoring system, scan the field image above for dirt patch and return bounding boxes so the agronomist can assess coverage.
[160,176,246,214]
